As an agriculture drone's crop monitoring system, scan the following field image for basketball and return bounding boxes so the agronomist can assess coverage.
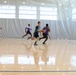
[41,30,46,33]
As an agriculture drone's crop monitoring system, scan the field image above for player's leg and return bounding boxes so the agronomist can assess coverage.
[34,37,39,45]
[22,32,28,38]
[43,34,48,44]
[34,32,39,45]
[27,32,32,39]
[39,34,45,40]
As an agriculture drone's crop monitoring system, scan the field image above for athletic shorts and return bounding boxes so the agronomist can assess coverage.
[43,33,48,38]
[34,32,39,38]
[26,31,31,34]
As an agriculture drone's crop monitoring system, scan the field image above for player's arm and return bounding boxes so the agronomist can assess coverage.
[35,26,39,32]
[38,27,44,32]
[25,27,27,32]
[48,28,50,32]
[48,27,50,32]
[38,30,42,32]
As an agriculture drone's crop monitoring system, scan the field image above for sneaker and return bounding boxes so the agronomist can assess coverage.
[43,42,46,44]
[34,43,38,46]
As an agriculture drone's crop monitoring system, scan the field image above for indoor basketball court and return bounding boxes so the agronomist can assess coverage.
[0,0,76,75]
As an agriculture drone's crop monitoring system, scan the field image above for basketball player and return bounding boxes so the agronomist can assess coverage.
[33,21,41,45]
[39,24,50,44]
[22,24,32,39]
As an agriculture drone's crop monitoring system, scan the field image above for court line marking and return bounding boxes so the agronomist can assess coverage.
[0,70,76,72]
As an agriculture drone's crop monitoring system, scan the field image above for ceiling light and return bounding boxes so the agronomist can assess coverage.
[41,3,44,5]
[4,1,7,3]
[23,1,25,4]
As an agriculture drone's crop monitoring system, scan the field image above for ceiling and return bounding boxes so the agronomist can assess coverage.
[0,0,75,7]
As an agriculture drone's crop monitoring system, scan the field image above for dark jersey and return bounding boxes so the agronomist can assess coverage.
[43,27,49,35]
[34,25,40,38]
[35,25,40,32]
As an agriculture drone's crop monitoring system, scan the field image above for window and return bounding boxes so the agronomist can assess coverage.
[19,6,37,19]
[0,5,16,18]
[72,8,76,20]
[40,7,57,20]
